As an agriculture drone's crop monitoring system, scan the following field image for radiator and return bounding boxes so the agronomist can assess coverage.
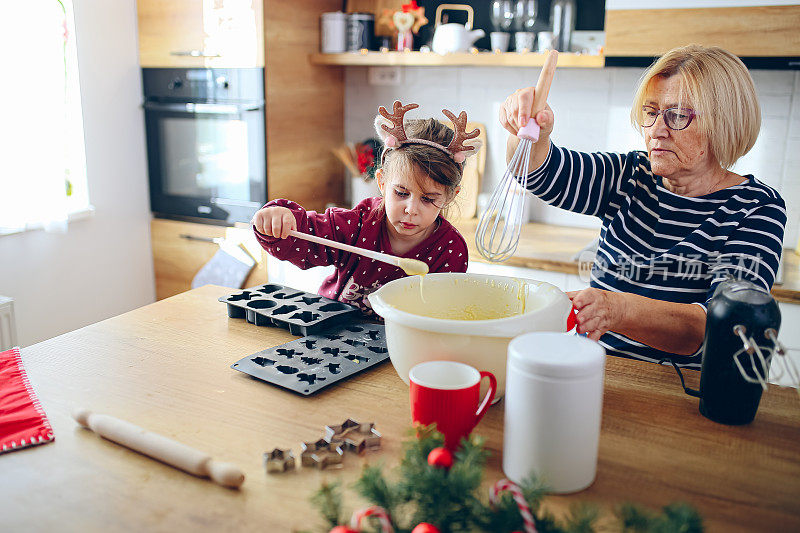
[0,296,18,350]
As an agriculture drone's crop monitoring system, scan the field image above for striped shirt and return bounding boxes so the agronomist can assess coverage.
[527,143,787,367]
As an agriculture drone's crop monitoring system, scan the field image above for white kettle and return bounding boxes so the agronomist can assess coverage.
[431,4,485,55]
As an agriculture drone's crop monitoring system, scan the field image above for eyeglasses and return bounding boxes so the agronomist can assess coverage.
[639,106,697,130]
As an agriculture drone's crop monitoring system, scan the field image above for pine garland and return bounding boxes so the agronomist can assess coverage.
[311,481,345,528]
[309,426,704,533]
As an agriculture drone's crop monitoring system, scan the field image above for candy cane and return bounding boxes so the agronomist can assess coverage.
[350,506,394,533]
[490,479,537,533]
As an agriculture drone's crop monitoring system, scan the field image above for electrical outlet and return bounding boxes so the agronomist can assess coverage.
[368,66,402,86]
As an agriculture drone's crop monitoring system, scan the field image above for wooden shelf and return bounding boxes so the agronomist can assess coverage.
[309,51,604,68]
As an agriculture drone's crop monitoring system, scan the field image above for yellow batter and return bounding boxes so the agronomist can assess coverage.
[421,304,520,320]
[410,277,529,320]
[398,258,429,276]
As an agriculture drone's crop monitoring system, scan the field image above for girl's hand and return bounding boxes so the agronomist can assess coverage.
[499,87,555,139]
[566,288,626,342]
[251,206,296,239]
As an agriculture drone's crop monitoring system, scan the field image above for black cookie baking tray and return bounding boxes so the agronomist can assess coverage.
[219,283,359,336]
[231,320,389,395]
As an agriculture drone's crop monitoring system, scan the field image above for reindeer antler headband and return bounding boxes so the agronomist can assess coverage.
[374,101,482,165]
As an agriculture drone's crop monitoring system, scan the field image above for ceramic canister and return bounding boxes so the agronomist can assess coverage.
[346,12,374,52]
[503,332,605,493]
[320,12,347,53]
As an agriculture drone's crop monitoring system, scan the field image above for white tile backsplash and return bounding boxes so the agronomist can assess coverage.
[750,70,795,95]
[345,66,800,247]
[760,94,793,118]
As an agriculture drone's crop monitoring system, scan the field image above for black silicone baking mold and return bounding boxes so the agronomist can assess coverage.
[231,320,389,395]
[219,283,359,336]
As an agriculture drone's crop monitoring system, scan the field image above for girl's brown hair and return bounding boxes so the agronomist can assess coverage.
[381,118,464,207]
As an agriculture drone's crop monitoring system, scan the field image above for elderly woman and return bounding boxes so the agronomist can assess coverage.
[500,45,786,367]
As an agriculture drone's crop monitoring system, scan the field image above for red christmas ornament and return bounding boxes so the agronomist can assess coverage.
[402,0,420,12]
[329,527,358,533]
[427,447,454,469]
[411,523,441,533]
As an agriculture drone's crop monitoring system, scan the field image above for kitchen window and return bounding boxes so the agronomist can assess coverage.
[1,1,90,235]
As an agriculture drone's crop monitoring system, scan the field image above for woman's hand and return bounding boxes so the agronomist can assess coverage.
[567,288,627,342]
[251,206,296,239]
[499,87,555,139]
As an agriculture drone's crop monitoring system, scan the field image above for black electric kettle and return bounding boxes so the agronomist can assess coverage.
[665,277,785,425]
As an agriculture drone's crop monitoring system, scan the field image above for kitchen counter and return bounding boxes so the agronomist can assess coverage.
[4,285,799,531]
[454,219,800,305]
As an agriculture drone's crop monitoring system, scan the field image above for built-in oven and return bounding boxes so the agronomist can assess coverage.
[143,68,266,224]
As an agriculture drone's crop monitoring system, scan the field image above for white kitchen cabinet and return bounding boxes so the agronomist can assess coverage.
[272,259,577,295]
[771,302,800,388]
[466,262,569,290]
[565,274,591,292]
[466,261,591,294]
[265,254,334,295]
[265,256,798,390]
[270,258,579,300]
[777,302,800,350]
[469,261,799,389]
[150,218,268,300]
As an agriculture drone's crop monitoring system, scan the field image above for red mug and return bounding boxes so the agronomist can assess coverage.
[409,361,497,450]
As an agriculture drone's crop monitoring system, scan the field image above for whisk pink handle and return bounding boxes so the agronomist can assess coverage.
[518,50,558,143]
[518,119,541,142]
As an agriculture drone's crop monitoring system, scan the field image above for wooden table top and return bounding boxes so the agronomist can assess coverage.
[4,285,799,532]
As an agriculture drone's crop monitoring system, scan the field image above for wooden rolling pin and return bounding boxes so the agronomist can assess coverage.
[73,408,244,488]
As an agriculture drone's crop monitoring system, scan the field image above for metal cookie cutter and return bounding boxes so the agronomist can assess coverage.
[324,419,382,455]
[264,447,295,473]
[300,438,344,469]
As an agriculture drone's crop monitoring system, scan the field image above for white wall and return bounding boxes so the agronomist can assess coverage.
[0,0,155,347]
[345,66,800,247]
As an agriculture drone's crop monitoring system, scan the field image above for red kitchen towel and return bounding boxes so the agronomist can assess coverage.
[0,347,54,454]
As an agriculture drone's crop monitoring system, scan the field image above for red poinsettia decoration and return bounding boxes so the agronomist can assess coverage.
[355,144,375,175]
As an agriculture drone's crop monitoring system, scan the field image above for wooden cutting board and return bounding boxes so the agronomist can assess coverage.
[448,121,486,220]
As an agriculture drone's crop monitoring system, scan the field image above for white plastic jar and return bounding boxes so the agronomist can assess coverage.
[503,332,605,493]
[320,12,347,53]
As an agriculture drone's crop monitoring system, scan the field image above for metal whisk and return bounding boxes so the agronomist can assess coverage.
[476,50,558,262]
[475,134,534,262]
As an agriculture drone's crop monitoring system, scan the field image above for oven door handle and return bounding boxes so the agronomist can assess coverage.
[143,102,264,114]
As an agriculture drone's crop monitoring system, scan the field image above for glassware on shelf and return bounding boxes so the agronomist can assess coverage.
[513,0,537,33]
[490,0,514,32]
[514,32,534,53]
[551,0,576,52]
[490,0,514,52]
[490,32,510,52]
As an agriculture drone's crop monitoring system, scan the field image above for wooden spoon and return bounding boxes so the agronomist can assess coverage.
[288,229,429,276]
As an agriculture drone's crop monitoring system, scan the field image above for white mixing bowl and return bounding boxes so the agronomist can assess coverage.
[367,272,575,398]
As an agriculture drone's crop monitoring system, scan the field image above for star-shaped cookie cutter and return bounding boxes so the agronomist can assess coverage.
[264,447,296,473]
[324,419,382,455]
[300,438,344,469]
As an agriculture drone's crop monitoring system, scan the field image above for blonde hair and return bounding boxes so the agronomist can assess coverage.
[630,44,760,169]
[382,118,463,216]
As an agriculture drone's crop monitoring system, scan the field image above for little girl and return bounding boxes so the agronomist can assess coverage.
[251,101,482,315]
